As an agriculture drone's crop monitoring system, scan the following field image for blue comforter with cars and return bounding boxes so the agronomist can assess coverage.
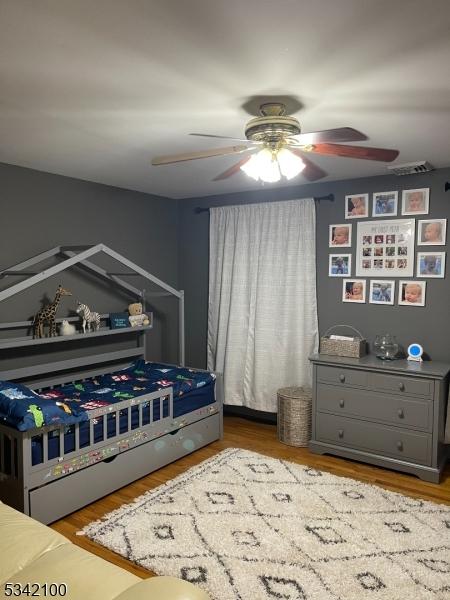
[0,360,215,431]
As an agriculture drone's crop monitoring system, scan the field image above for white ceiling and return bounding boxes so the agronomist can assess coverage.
[1,0,450,199]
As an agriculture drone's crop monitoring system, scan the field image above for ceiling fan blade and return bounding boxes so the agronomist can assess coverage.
[290,127,368,146]
[290,150,328,181]
[213,156,252,181]
[151,144,252,166]
[308,143,399,162]
[190,133,261,144]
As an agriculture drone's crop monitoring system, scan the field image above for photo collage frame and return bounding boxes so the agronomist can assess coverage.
[329,188,447,306]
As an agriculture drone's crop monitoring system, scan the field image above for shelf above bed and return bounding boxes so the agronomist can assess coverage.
[0,243,185,365]
[0,325,153,350]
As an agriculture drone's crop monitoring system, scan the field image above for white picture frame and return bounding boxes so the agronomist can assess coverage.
[329,223,352,248]
[345,193,369,219]
[369,280,395,305]
[329,254,352,277]
[342,279,366,303]
[398,280,426,307]
[372,191,398,217]
[416,252,446,278]
[356,219,415,277]
[417,219,447,246]
[401,188,429,216]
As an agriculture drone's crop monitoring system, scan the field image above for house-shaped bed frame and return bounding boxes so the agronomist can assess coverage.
[0,244,223,523]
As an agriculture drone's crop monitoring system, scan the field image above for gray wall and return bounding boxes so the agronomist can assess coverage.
[0,163,180,367]
[179,167,450,368]
[2,162,449,376]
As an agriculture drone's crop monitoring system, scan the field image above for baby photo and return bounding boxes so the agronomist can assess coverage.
[369,280,394,305]
[372,191,398,217]
[418,219,447,246]
[397,258,408,269]
[402,188,429,215]
[342,279,366,303]
[363,235,372,245]
[329,224,352,247]
[345,194,369,219]
[329,254,351,277]
[374,234,384,244]
[362,259,371,269]
[398,281,426,306]
[416,252,446,278]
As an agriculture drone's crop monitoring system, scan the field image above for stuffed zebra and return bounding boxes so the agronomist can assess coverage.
[76,302,101,333]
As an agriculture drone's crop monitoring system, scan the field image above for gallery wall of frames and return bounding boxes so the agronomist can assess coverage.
[328,188,447,307]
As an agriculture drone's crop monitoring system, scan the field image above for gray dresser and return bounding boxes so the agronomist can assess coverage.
[309,354,450,483]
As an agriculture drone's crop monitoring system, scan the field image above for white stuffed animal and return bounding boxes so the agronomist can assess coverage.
[60,320,77,336]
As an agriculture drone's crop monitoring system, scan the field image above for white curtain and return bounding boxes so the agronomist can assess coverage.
[207,198,318,412]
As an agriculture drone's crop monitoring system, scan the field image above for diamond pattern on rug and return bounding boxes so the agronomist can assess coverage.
[276,515,379,561]
[351,511,450,553]
[391,547,450,594]
[231,562,326,600]
[253,483,337,519]
[82,448,450,600]
[194,512,302,562]
[325,554,441,600]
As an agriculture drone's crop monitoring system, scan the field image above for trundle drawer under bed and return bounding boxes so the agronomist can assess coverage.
[29,413,221,524]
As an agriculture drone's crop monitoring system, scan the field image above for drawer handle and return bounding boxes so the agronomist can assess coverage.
[399,382,405,392]
[339,399,345,408]
[339,374,346,383]
[398,408,405,419]
[338,429,344,439]
[396,441,404,451]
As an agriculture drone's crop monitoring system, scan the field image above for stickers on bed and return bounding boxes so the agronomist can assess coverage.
[0,361,216,432]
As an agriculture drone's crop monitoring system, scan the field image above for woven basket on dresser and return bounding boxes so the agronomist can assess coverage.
[320,324,366,358]
[277,386,312,447]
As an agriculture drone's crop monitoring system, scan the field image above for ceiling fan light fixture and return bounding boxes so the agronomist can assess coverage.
[240,147,304,183]
[241,148,279,182]
[259,161,281,183]
[277,148,305,180]
[240,152,263,180]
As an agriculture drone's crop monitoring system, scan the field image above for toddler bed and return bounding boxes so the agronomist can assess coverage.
[0,359,223,524]
[0,244,223,523]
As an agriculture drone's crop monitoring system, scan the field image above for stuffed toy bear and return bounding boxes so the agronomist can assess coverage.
[128,302,150,327]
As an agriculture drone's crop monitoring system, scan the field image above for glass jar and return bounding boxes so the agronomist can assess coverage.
[374,334,399,360]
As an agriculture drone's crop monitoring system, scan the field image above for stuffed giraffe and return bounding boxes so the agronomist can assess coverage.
[33,285,72,338]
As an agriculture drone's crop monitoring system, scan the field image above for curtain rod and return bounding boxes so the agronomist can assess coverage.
[194,193,334,213]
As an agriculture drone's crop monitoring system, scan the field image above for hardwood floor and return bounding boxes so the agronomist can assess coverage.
[50,415,450,578]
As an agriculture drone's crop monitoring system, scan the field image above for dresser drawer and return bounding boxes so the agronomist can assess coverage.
[368,372,432,398]
[316,365,367,387]
[316,384,432,431]
[316,413,431,465]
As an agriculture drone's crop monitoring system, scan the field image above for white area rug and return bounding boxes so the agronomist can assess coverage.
[83,448,450,600]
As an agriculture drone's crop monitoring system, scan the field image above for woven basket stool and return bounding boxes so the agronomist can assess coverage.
[277,386,312,447]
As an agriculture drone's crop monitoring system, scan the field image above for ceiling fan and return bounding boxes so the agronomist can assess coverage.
[151,102,399,183]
